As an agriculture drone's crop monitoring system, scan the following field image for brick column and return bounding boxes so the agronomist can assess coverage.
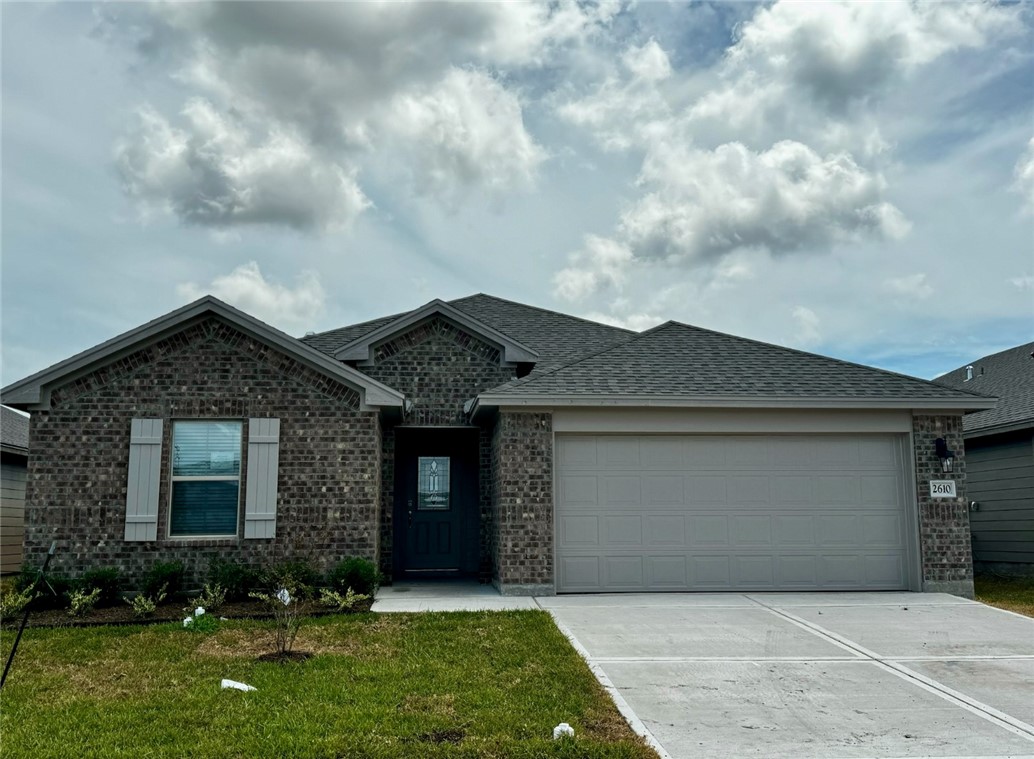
[491,412,554,595]
[913,414,974,598]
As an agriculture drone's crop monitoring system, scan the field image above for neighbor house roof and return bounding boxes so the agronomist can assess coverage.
[303,293,635,375]
[475,321,997,411]
[1,296,405,411]
[935,342,1034,436]
[1,406,29,456]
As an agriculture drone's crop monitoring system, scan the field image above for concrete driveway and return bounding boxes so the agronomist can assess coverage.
[539,593,1034,759]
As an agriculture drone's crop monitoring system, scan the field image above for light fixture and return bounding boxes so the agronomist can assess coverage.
[934,437,954,474]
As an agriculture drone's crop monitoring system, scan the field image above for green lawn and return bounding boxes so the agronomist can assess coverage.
[0,610,654,758]
[974,574,1034,618]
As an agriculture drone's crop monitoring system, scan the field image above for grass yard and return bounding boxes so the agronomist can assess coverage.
[974,574,1034,618]
[0,611,654,758]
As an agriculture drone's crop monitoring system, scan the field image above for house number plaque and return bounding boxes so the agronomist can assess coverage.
[929,480,956,498]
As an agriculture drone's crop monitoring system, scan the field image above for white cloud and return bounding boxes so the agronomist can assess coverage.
[622,39,672,82]
[381,68,545,204]
[1013,137,1034,215]
[583,310,663,332]
[1011,274,1034,291]
[791,305,821,347]
[115,101,369,232]
[883,273,934,300]
[177,261,325,333]
[107,2,611,230]
[553,234,634,300]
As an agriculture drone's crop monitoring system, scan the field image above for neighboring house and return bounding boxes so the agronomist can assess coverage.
[936,343,1034,575]
[1,405,29,574]
[0,294,995,597]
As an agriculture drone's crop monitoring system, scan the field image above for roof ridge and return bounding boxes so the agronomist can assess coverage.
[450,293,637,335]
[656,320,996,400]
[934,341,1034,381]
[301,309,408,340]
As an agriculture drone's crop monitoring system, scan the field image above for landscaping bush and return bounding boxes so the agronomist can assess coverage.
[75,567,123,607]
[15,566,71,610]
[143,561,184,598]
[1,585,36,620]
[126,584,167,618]
[264,558,320,598]
[67,587,101,617]
[208,559,260,601]
[327,557,381,597]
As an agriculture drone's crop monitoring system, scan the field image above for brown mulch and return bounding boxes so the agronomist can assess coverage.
[3,596,375,629]
[256,650,313,664]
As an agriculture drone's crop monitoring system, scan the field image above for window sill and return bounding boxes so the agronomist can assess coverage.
[164,536,240,547]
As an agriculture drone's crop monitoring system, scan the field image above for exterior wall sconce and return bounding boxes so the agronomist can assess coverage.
[934,437,954,473]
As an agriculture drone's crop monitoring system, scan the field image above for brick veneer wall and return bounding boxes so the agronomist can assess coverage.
[361,317,513,580]
[913,414,974,598]
[24,317,381,587]
[491,412,554,595]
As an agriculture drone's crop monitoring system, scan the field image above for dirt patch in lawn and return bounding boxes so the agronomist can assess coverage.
[197,626,367,659]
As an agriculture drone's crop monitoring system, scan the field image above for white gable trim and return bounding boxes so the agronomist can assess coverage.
[334,299,539,365]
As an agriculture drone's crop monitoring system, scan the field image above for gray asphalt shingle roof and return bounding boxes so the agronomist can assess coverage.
[1,406,29,453]
[935,342,1034,433]
[302,294,635,375]
[486,321,992,402]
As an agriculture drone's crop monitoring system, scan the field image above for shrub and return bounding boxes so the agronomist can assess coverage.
[190,583,226,613]
[181,606,218,634]
[126,584,167,618]
[264,559,320,598]
[0,585,37,620]
[15,567,71,610]
[250,582,309,657]
[75,567,123,607]
[208,559,260,601]
[318,587,368,613]
[67,587,101,617]
[327,557,381,597]
[143,561,184,598]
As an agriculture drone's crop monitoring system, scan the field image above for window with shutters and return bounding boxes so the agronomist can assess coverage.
[169,421,242,537]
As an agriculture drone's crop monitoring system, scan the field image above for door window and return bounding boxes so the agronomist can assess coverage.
[417,457,450,511]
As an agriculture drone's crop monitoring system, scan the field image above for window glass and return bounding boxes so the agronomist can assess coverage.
[417,456,450,511]
[170,421,242,537]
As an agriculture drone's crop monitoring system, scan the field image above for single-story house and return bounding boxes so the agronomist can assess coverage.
[1,294,995,597]
[1,405,29,574]
[936,343,1034,575]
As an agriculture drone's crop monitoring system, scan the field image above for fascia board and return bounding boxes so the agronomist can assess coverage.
[334,299,539,364]
[474,394,998,412]
[963,420,1034,439]
[1,296,405,410]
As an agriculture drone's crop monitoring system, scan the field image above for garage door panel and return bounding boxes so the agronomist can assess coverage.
[602,515,643,546]
[560,515,599,546]
[556,434,910,593]
[646,515,686,547]
[688,515,729,546]
[603,556,644,588]
[732,515,772,546]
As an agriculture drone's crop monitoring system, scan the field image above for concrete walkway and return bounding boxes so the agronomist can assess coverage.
[371,581,537,612]
[541,593,1034,759]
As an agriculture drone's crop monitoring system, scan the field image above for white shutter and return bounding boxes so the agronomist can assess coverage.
[124,418,163,541]
[244,418,280,539]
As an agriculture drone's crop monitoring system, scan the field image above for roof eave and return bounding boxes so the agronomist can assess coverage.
[0,296,405,412]
[473,393,998,414]
[963,418,1034,439]
[334,298,540,364]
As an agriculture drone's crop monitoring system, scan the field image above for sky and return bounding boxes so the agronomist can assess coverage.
[2,0,1032,389]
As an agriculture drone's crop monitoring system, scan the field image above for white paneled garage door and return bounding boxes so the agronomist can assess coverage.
[555,434,913,593]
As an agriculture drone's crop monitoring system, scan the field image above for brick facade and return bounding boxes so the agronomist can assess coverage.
[359,316,513,579]
[912,414,974,598]
[24,317,381,587]
[491,412,554,595]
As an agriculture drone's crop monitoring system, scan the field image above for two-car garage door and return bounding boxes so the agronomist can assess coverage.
[555,434,913,593]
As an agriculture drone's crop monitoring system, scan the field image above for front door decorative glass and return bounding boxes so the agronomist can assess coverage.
[417,457,450,511]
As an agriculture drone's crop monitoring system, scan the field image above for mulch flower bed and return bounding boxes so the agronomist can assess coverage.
[4,596,375,629]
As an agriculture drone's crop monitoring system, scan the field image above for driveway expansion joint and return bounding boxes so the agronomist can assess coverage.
[745,595,1034,743]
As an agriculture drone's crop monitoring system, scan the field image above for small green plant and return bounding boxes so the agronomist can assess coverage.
[1,585,37,620]
[143,561,184,598]
[75,567,123,606]
[190,583,226,612]
[318,587,368,613]
[182,605,218,633]
[327,557,381,597]
[208,559,260,601]
[250,582,309,657]
[15,567,71,610]
[265,559,320,597]
[126,584,167,618]
[67,587,102,617]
